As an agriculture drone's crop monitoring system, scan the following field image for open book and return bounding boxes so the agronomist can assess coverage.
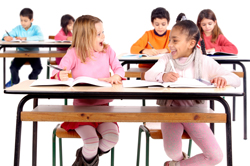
[30,76,112,87]
[54,40,72,43]
[122,78,215,88]
[207,51,237,57]
[121,53,165,59]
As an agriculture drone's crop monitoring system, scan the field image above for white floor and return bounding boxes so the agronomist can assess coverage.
[0,60,249,166]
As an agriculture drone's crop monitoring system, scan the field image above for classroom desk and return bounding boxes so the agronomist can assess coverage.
[0,41,71,89]
[4,80,243,166]
[119,55,250,140]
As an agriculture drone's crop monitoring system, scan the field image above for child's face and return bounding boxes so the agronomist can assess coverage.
[168,27,196,59]
[152,18,169,35]
[20,16,33,30]
[67,20,74,32]
[93,22,105,52]
[200,18,217,36]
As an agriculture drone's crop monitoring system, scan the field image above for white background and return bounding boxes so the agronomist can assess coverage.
[0,0,249,165]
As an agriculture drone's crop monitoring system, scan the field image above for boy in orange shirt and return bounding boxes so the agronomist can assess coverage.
[131,7,171,68]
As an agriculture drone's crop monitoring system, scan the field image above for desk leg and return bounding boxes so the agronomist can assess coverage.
[3,57,6,89]
[14,95,33,166]
[209,100,215,133]
[217,97,232,166]
[232,64,236,121]
[32,98,38,166]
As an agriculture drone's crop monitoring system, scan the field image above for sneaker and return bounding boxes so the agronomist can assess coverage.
[5,80,15,88]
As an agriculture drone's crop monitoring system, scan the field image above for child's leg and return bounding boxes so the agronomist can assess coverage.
[10,58,27,84]
[97,122,119,152]
[179,123,223,166]
[28,58,43,79]
[75,125,99,161]
[161,122,185,161]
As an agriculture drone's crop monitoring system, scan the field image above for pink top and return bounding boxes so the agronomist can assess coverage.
[55,28,73,64]
[201,33,238,54]
[145,53,241,106]
[52,46,125,106]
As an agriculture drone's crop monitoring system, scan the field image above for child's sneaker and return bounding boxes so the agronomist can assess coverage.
[5,80,15,88]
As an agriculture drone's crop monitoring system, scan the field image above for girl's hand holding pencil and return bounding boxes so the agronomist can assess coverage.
[210,77,227,88]
[56,67,70,81]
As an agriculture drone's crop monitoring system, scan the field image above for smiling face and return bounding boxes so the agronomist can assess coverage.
[20,16,33,30]
[152,18,169,35]
[200,18,217,36]
[93,22,105,52]
[168,27,196,59]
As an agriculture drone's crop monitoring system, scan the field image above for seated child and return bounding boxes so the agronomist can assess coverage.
[197,9,238,54]
[3,8,44,87]
[145,17,240,166]
[55,14,75,65]
[130,7,171,68]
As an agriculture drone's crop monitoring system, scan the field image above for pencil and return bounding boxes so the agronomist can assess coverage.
[5,30,10,36]
[148,42,154,49]
[47,64,63,71]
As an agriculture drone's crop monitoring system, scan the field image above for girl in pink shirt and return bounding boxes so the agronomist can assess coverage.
[52,15,125,166]
[197,9,238,54]
[55,14,75,65]
[145,20,240,166]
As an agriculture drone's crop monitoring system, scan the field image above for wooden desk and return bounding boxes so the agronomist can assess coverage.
[0,41,71,89]
[119,55,250,140]
[4,80,243,166]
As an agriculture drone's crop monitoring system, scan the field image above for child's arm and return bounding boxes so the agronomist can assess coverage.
[26,26,44,41]
[2,26,18,41]
[108,46,125,79]
[213,35,238,54]
[204,56,241,88]
[55,30,72,41]
[144,54,170,82]
[51,48,76,79]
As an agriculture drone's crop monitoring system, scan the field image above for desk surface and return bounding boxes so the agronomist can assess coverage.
[0,41,71,47]
[118,54,250,62]
[4,80,243,98]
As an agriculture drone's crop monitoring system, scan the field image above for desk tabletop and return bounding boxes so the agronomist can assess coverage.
[0,41,71,47]
[118,54,250,62]
[4,80,243,98]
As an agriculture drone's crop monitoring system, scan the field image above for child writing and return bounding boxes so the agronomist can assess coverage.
[197,9,238,54]
[51,15,125,166]
[145,18,240,166]
[55,14,75,65]
[3,8,44,87]
[130,7,171,68]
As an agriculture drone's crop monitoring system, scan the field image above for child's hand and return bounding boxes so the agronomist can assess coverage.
[4,36,13,41]
[56,67,70,81]
[206,48,215,54]
[66,36,72,41]
[210,77,227,88]
[142,49,159,56]
[16,37,26,41]
[98,74,122,85]
[162,72,179,82]
[157,49,169,54]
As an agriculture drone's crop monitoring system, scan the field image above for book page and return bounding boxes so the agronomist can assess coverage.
[30,78,74,87]
[163,78,215,88]
[72,76,112,87]
[122,80,163,88]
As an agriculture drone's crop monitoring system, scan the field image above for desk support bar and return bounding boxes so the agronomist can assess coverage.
[32,99,38,166]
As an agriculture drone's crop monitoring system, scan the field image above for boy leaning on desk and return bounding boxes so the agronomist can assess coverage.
[2,8,44,88]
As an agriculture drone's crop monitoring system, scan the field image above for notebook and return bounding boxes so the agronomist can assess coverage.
[30,76,112,87]
[122,78,215,88]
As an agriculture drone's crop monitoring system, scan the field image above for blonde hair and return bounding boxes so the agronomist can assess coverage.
[70,15,108,63]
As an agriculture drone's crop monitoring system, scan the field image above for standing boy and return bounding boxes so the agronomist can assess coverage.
[131,7,171,68]
[3,8,43,87]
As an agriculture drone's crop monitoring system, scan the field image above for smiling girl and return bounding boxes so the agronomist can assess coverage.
[145,19,240,166]
[51,15,125,166]
[197,9,238,54]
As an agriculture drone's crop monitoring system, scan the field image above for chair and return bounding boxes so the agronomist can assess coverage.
[52,124,115,166]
